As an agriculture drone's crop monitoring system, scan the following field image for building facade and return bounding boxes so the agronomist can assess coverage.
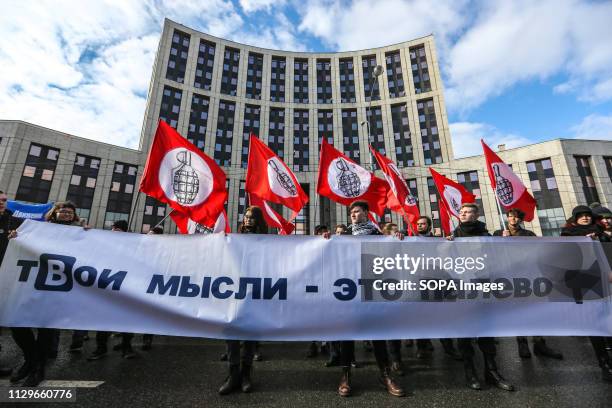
[0,19,610,235]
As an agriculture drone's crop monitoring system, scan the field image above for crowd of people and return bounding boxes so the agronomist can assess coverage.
[0,190,611,397]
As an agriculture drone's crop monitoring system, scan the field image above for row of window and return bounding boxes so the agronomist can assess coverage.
[166,29,433,103]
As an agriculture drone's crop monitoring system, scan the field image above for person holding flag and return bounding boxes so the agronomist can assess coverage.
[447,203,515,392]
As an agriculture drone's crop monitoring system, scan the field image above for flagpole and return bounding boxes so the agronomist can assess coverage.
[493,193,508,231]
[128,191,142,233]
[152,209,175,230]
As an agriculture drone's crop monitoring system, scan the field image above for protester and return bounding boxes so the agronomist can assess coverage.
[590,203,612,239]
[10,201,84,386]
[492,208,563,360]
[87,219,136,361]
[561,205,612,382]
[447,203,514,391]
[334,224,348,235]
[219,206,265,395]
[325,201,405,398]
[0,191,23,378]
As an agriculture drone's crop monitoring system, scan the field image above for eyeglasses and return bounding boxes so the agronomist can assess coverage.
[57,209,75,214]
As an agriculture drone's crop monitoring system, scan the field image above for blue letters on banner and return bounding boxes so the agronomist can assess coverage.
[7,201,53,221]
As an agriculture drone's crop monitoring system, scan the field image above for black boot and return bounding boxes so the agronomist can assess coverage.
[338,367,351,397]
[219,365,241,395]
[484,355,515,391]
[464,358,482,390]
[533,338,563,359]
[517,337,531,359]
[10,361,33,383]
[22,363,44,387]
[241,365,253,393]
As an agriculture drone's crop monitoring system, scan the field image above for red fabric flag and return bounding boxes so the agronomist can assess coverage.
[140,120,227,226]
[248,194,295,235]
[171,209,230,234]
[429,168,476,219]
[481,140,537,221]
[370,146,420,229]
[246,135,308,214]
[438,197,454,236]
[316,139,389,216]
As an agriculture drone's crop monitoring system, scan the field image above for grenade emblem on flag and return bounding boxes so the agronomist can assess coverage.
[450,196,461,214]
[405,194,417,206]
[194,223,213,234]
[336,159,361,197]
[268,160,297,195]
[172,150,199,204]
[493,164,514,205]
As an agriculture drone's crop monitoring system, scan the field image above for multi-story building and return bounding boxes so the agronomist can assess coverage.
[0,19,610,235]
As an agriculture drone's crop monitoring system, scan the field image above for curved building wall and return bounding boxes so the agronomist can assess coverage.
[135,18,454,233]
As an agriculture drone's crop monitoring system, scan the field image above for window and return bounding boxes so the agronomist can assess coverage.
[316,59,333,104]
[23,166,35,177]
[270,56,286,102]
[245,52,263,99]
[342,109,360,163]
[16,143,60,203]
[268,108,285,158]
[526,158,562,210]
[66,154,101,213]
[166,29,190,84]
[220,47,240,95]
[293,110,309,172]
[417,98,443,164]
[187,93,210,151]
[339,58,356,103]
[409,44,431,93]
[385,51,404,98]
[159,86,182,129]
[575,156,600,204]
[141,196,167,232]
[105,161,138,227]
[214,100,235,166]
[362,55,380,101]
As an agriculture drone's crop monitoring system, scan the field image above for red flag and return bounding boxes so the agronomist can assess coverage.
[248,194,295,235]
[171,209,230,234]
[370,146,420,228]
[140,120,227,226]
[316,139,389,216]
[246,135,308,214]
[438,197,454,236]
[429,168,476,219]
[481,140,536,221]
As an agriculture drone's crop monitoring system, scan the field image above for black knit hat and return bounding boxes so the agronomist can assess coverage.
[571,205,593,219]
[590,203,612,219]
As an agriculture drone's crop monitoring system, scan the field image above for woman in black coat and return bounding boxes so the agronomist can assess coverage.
[560,205,612,383]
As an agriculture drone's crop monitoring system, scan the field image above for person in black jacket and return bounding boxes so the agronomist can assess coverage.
[493,208,563,360]
[561,205,612,382]
[219,206,265,395]
[328,200,405,398]
[448,203,514,392]
[0,191,24,378]
[10,201,81,387]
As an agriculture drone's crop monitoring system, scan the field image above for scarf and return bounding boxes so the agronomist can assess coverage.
[348,221,380,236]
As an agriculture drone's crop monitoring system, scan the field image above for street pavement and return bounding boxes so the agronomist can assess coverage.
[0,332,611,407]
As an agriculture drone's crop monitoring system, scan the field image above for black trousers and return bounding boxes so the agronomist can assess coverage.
[95,332,133,350]
[226,340,256,367]
[590,336,610,365]
[11,327,58,365]
[340,340,389,369]
[458,337,496,359]
[388,340,402,363]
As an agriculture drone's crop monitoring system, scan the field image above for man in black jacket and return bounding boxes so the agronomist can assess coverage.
[0,191,23,377]
[493,208,563,360]
[330,201,405,398]
[448,203,514,391]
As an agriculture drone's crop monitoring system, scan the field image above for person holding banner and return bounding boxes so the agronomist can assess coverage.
[0,191,24,378]
[87,220,136,361]
[219,206,265,395]
[9,201,84,386]
[493,208,564,360]
[327,200,405,398]
[561,205,612,383]
[447,203,515,392]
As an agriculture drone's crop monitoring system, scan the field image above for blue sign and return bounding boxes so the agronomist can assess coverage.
[7,201,53,221]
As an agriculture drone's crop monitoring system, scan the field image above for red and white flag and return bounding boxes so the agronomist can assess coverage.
[370,147,420,229]
[429,168,476,219]
[438,198,454,236]
[171,209,230,234]
[140,120,227,226]
[246,134,308,215]
[482,140,536,221]
[249,194,295,235]
[316,139,389,216]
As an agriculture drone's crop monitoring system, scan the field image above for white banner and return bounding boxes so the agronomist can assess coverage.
[0,220,611,340]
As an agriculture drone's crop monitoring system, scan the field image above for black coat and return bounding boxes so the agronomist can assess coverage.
[560,223,611,242]
[493,227,536,237]
[0,209,24,263]
[452,220,490,237]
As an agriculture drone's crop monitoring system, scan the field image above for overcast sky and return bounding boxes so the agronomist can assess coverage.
[1,0,611,158]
